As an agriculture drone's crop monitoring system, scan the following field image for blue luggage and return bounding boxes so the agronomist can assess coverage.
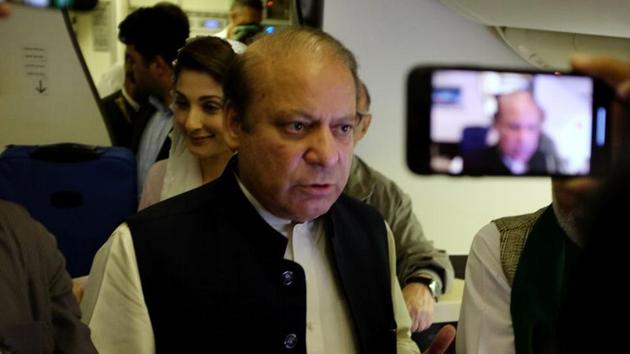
[0,143,137,277]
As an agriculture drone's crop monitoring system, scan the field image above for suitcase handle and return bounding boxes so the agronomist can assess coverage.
[28,143,104,162]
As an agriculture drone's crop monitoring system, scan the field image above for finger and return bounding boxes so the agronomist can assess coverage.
[425,325,456,354]
[417,313,434,333]
[410,314,419,333]
[571,55,630,89]
[417,320,429,333]
[72,281,84,303]
[421,313,434,332]
[618,80,630,101]
[0,3,11,18]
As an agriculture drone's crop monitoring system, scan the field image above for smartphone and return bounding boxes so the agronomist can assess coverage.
[406,65,615,177]
[5,0,97,10]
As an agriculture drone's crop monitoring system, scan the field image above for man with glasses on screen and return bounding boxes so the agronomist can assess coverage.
[463,90,557,175]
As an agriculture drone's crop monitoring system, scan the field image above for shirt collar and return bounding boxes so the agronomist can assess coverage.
[148,96,170,113]
[235,173,301,238]
[502,155,528,175]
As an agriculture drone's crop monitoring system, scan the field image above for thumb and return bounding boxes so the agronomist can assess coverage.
[571,55,630,89]
[424,325,456,354]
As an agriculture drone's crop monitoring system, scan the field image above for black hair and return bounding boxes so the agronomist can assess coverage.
[231,0,263,12]
[173,36,236,85]
[118,3,190,65]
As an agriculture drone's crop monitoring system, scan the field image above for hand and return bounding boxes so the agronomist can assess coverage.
[0,3,10,18]
[571,55,630,159]
[424,324,456,354]
[72,279,84,303]
[402,282,435,332]
[571,55,630,100]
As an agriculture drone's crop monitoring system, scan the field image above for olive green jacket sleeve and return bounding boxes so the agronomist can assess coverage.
[344,156,455,293]
[0,200,97,354]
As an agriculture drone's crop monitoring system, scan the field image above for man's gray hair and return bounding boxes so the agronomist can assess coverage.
[224,26,360,131]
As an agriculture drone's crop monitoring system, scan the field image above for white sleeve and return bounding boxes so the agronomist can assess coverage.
[80,224,155,354]
[388,222,421,354]
[456,222,514,354]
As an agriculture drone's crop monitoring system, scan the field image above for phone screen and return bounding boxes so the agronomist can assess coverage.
[18,0,73,8]
[7,0,97,10]
[406,66,612,177]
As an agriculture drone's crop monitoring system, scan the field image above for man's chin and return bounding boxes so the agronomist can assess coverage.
[508,153,534,162]
[289,202,335,222]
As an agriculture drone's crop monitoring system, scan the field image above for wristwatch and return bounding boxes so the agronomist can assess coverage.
[406,275,439,297]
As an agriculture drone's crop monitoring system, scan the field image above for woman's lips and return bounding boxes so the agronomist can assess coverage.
[189,134,215,145]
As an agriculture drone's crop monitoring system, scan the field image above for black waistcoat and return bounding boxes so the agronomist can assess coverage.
[127,158,396,353]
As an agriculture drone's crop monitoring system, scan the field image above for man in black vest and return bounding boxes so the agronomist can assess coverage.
[81,27,454,354]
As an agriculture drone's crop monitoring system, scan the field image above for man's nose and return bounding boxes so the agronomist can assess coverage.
[515,128,529,142]
[304,128,339,167]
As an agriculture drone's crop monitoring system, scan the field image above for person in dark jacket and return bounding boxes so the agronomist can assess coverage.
[0,200,97,354]
[82,26,455,354]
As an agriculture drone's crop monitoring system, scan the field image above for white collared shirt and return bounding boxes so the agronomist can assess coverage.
[237,177,359,353]
[456,222,514,354]
[502,156,528,175]
[136,97,172,193]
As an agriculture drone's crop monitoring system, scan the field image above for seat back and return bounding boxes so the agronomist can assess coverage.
[0,144,137,276]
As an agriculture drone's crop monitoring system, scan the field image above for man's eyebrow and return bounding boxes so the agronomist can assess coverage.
[273,110,356,123]
[337,114,358,123]
[274,109,314,120]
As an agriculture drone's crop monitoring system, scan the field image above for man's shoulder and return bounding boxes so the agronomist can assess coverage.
[492,207,547,233]
[101,89,122,103]
[464,146,500,166]
[467,145,497,158]
[345,155,406,202]
[345,155,374,197]
[334,192,385,226]
[0,199,55,255]
[0,199,28,219]
[0,199,43,235]
[333,193,380,215]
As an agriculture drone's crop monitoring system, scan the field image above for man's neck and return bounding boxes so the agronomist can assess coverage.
[552,202,585,248]
[502,155,528,175]
[234,173,296,237]
[155,68,174,107]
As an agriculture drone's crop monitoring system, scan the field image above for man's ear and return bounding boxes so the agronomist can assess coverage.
[354,114,372,142]
[223,102,242,151]
[150,56,170,78]
[228,9,238,23]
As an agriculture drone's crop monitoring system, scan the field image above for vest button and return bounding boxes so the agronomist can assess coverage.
[284,333,298,349]
[281,270,294,286]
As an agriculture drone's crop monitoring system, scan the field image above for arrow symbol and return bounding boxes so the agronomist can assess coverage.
[35,80,47,94]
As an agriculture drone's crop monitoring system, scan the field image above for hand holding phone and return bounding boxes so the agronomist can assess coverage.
[406,65,614,177]
[0,2,11,18]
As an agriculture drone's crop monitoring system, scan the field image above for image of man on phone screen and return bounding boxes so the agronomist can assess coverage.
[462,90,558,175]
